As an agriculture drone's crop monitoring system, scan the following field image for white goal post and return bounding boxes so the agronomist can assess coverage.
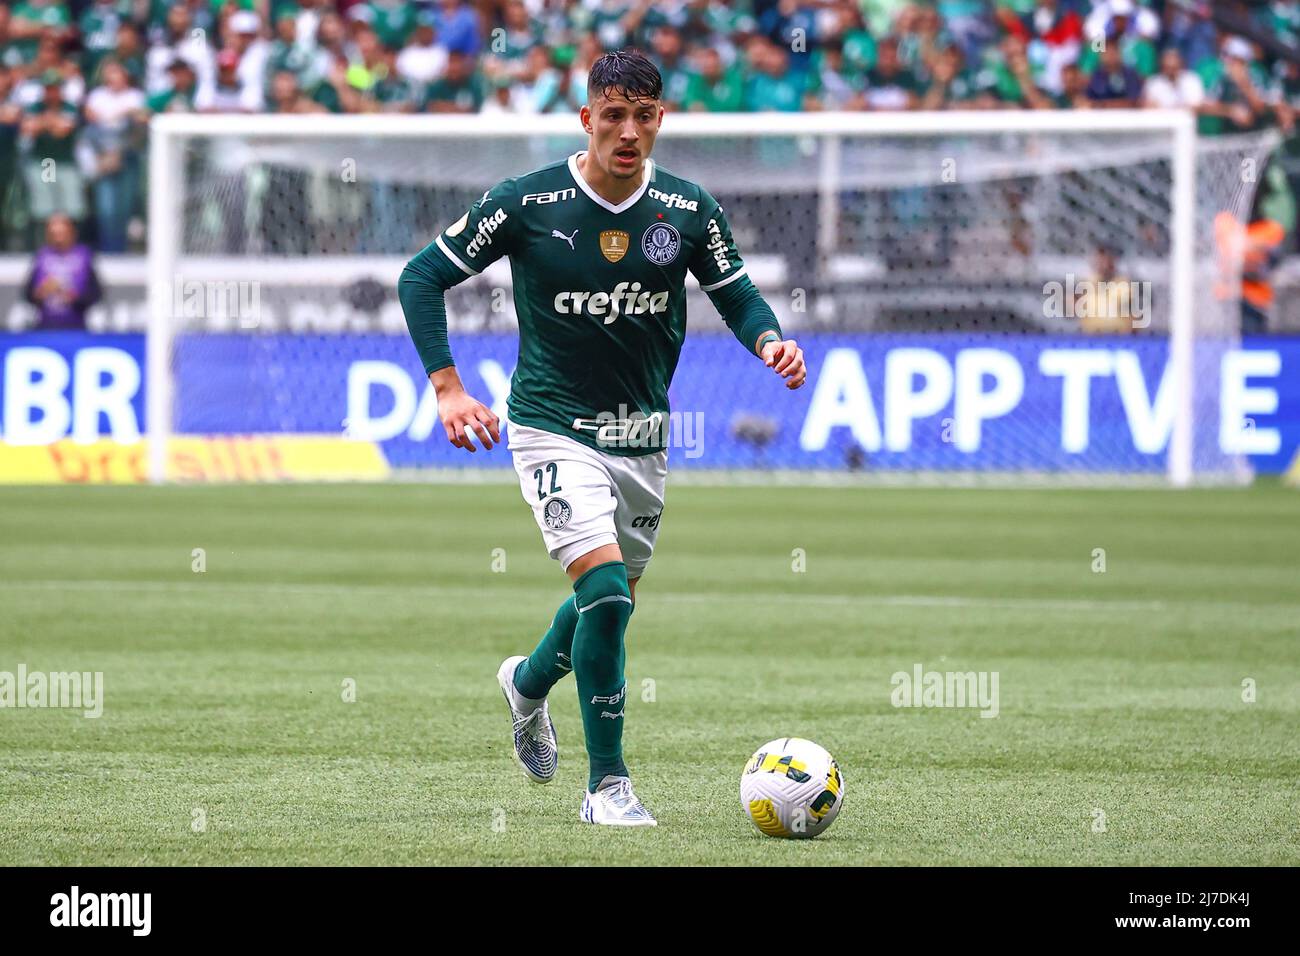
[147,109,1271,485]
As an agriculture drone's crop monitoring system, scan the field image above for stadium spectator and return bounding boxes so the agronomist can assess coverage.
[366,42,420,113]
[1000,0,1083,95]
[269,69,325,115]
[649,25,692,110]
[9,1,75,62]
[1142,48,1204,110]
[196,47,259,112]
[428,0,481,57]
[805,39,868,112]
[1054,61,1091,109]
[481,0,541,87]
[894,3,944,81]
[20,71,85,237]
[1198,36,1271,135]
[823,3,876,75]
[919,42,993,110]
[1084,0,1161,65]
[146,57,198,114]
[266,8,326,95]
[365,0,419,51]
[109,19,147,88]
[82,58,146,252]
[538,46,585,114]
[221,10,269,111]
[744,37,804,113]
[290,0,329,50]
[863,36,919,111]
[80,0,131,85]
[1075,245,1136,335]
[487,45,563,115]
[344,25,405,108]
[425,49,482,113]
[315,10,351,68]
[938,0,994,62]
[1085,40,1142,108]
[988,34,1054,109]
[143,2,215,97]
[683,45,745,113]
[14,34,85,108]
[394,13,447,86]
[23,212,102,331]
[0,67,23,250]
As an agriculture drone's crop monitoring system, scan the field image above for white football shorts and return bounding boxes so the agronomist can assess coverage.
[507,420,667,579]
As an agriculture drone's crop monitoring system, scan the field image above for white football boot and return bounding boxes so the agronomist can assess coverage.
[496,656,558,784]
[579,775,657,827]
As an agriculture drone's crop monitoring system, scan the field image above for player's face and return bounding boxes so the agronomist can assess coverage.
[582,91,663,180]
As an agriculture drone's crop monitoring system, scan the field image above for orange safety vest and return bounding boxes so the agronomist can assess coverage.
[1214,212,1285,307]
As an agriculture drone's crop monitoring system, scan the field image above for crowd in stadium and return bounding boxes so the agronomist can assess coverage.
[0,0,1297,256]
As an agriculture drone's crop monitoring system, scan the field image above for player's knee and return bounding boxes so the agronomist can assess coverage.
[572,561,632,671]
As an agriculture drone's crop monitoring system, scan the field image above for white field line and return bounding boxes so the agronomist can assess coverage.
[1,578,1296,615]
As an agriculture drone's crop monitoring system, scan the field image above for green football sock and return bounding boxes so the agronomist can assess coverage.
[513,595,578,699]
[570,561,633,791]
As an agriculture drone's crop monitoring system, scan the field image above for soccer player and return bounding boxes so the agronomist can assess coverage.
[399,50,806,827]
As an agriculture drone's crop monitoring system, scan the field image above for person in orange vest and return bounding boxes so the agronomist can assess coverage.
[1213,211,1285,335]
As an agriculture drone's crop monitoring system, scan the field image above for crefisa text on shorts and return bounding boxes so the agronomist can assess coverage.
[571,406,705,459]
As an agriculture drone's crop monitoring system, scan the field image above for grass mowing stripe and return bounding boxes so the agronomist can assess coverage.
[6,577,1300,615]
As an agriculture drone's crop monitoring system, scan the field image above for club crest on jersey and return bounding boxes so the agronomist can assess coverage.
[600,229,630,263]
[543,497,572,530]
[641,222,680,265]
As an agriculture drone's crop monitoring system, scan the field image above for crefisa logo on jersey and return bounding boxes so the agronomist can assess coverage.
[648,188,699,212]
[641,222,680,265]
[465,208,508,259]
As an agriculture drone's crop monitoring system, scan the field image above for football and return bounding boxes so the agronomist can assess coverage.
[740,738,844,839]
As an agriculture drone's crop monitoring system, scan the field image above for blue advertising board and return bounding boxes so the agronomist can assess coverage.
[2,332,1297,476]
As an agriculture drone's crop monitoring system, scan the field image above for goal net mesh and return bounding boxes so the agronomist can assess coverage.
[157,120,1277,480]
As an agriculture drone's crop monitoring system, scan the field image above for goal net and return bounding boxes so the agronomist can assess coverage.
[146,112,1277,484]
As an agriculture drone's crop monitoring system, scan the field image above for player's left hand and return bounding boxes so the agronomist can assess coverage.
[761,338,806,390]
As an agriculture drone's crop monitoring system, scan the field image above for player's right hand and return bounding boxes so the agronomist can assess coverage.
[438,389,500,452]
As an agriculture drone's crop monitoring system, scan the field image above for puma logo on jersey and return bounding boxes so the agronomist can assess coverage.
[554,282,669,323]
[551,228,577,249]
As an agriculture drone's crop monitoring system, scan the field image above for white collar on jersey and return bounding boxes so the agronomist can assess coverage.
[567,151,655,214]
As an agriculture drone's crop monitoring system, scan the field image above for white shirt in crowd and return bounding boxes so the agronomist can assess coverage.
[1143,71,1205,109]
[396,42,448,85]
[85,85,146,131]
[144,33,216,96]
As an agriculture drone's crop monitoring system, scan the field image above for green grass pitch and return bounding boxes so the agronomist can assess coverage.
[1,481,1296,866]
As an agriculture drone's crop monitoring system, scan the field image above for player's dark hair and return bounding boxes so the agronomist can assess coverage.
[587,49,663,105]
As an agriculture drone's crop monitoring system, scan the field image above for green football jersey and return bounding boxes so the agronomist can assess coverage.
[429,152,755,456]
